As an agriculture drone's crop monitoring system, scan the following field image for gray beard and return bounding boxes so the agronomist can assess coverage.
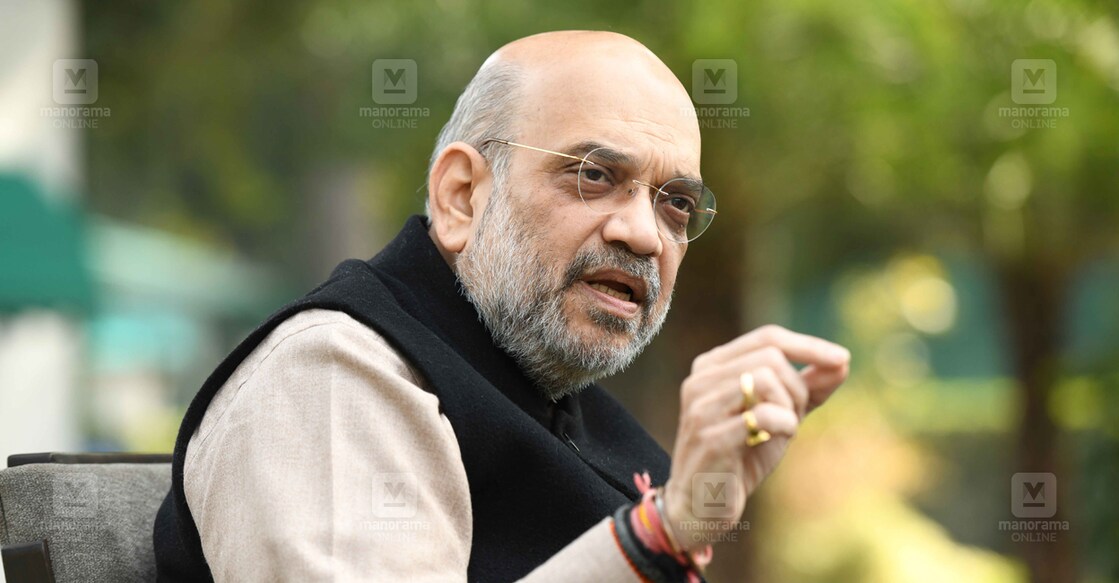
[455,188,672,400]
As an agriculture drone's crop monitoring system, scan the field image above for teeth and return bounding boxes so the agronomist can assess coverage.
[589,282,632,302]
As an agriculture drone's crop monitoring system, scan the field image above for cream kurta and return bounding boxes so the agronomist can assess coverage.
[182,309,643,581]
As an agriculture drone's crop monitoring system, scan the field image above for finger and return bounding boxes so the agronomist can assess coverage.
[689,362,795,419]
[708,325,850,369]
[751,366,794,414]
[706,402,798,448]
[749,403,798,439]
[801,362,850,413]
[717,348,807,418]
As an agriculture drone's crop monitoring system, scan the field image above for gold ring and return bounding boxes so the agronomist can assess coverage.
[742,410,772,447]
[740,372,756,409]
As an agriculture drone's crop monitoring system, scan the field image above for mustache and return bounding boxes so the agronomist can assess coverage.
[560,244,661,305]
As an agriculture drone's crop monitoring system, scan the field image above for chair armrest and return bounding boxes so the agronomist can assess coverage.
[7,453,173,468]
[1,539,56,583]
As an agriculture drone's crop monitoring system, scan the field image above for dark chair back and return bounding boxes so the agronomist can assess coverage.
[0,453,172,583]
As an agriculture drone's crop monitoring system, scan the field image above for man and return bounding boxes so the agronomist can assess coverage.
[153,30,850,582]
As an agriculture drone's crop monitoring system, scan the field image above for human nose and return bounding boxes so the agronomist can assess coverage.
[600,180,664,257]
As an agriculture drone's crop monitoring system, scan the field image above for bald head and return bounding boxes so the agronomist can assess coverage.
[486,30,682,89]
[487,31,690,100]
[429,31,701,196]
[483,31,700,168]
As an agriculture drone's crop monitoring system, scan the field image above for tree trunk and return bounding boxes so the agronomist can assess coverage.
[997,260,1077,583]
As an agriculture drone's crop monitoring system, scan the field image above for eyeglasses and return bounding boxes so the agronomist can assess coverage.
[480,138,717,243]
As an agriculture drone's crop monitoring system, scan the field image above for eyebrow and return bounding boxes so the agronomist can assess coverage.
[560,140,702,183]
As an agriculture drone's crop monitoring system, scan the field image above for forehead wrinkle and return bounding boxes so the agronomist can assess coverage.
[563,141,635,166]
[554,137,701,184]
[615,115,701,173]
[513,56,699,152]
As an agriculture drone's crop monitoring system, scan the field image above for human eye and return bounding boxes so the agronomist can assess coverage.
[656,182,701,225]
[577,162,618,197]
[664,194,696,213]
[582,166,611,183]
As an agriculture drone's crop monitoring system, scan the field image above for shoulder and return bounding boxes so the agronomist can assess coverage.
[241,308,421,385]
[187,308,435,459]
[182,310,472,579]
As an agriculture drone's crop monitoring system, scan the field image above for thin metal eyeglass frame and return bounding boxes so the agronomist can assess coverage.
[479,138,717,242]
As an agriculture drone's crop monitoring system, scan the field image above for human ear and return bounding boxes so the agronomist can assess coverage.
[427,142,491,254]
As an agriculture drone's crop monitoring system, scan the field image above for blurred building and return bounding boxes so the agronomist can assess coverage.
[0,0,289,469]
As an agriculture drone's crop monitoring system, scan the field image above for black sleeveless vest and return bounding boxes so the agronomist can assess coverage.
[153,215,672,581]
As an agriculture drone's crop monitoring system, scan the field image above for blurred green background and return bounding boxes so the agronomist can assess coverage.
[1,0,1117,581]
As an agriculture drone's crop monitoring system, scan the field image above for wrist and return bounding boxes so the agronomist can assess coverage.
[618,472,713,582]
[613,503,696,583]
[662,481,703,552]
[655,487,685,554]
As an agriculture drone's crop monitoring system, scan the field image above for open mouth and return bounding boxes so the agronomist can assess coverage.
[577,270,648,315]
[587,281,633,303]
